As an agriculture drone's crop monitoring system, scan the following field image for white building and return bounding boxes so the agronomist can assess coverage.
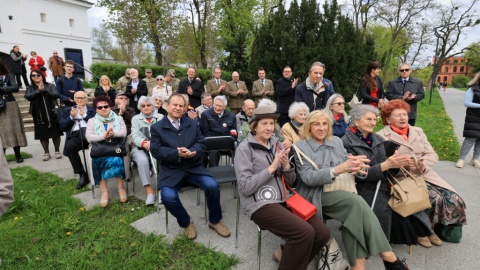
[0,0,93,80]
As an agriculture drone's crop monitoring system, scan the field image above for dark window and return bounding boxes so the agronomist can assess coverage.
[460,66,465,72]
[454,60,458,64]
[453,67,457,73]
[445,67,449,73]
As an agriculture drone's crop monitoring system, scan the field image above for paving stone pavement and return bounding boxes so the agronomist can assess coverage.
[7,87,479,269]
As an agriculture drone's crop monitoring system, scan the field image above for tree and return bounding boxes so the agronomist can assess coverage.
[343,0,376,35]
[91,23,113,59]
[465,42,480,73]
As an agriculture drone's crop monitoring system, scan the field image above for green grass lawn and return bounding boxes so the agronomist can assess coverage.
[373,89,459,161]
[5,152,32,162]
[0,167,238,269]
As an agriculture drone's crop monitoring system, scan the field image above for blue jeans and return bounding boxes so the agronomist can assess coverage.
[161,173,222,228]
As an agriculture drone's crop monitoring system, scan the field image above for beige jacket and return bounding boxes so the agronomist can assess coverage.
[281,122,302,144]
[252,79,275,105]
[0,140,14,216]
[206,79,228,97]
[225,80,248,109]
[377,125,455,192]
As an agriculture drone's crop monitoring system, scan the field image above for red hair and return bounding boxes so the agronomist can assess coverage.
[380,99,411,125]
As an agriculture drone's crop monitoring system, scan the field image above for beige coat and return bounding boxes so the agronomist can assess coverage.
[252,79,275,105]
[281,122,302,144]
[377,125,455,192]
[0,140,14,216]
[225,80,248,110]
[206,79,228,97]
[48,56,65,76]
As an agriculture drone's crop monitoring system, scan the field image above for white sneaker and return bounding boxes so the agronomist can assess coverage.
[471,159,480,168]
[455,160,464,168]
[145,194,155,206]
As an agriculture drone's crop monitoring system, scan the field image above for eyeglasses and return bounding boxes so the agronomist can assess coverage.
[74,97,87,100]
[140,104,152,108]
[96,105,110,110]
[399,69,410,72]
[116,97,128,100]
[156,78,163,81]
[333,102,345,106]
[65,66,74,69]
[53,53,58,54]
[154,99,162,102]
[31,74,42,77]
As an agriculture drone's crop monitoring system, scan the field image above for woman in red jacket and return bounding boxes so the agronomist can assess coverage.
[28,51,46,77]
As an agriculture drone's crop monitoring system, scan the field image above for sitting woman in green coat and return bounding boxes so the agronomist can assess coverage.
[294,110,408,270]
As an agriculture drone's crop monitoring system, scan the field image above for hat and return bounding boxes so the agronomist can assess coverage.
[125,68,131,73]
[248,105,280,124]
[116,91,128,97]
[145,69,152,72]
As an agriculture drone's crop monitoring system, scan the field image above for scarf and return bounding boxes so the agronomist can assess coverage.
[333,114,342,122]
[390,124,409,142]
[349,126,372,146]
[54,56,60,65]
[94,110,121,135]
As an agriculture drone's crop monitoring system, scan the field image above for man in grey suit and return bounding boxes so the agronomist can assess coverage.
[386,63,425,126]
[251,67,275,105]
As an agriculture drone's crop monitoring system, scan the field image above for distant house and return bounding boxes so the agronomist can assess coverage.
[0,0,93,80]
[435,56,474,85]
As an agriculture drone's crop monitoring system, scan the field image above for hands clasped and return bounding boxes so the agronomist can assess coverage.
[178,147,196,158]
[337,154,370,175]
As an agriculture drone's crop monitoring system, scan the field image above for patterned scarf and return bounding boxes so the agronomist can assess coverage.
[94,110,121,135]
[54,56,60,65]
[390,125,409,142]
[349,126,372,146]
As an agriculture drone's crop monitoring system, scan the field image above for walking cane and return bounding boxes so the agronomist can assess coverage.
[371,180,382,210]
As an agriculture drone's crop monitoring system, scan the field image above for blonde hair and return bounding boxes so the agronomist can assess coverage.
[100,75,113,87]
[301,110,332,141]
[467,72,480,87]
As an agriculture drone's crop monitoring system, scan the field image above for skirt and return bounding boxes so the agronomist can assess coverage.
[427,183,467,226]
[92,156,125,185]
[34,121,63,140]
[0,101,28,148]
[389,212,431,245]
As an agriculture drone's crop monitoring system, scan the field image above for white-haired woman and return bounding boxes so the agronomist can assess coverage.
[281,102,309,146]
[152,75,172,100]
[325,93,350,138]
[131,96,164,205]
[152,93,167,115]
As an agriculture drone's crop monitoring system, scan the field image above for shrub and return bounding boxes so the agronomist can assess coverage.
[452,75,470,88]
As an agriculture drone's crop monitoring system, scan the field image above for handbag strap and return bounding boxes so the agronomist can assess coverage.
[276,144,298,200]
[292,144,319,170]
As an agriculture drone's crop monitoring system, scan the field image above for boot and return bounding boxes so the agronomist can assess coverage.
[76,172,89,189]
[14,146,23,163]
[383,258,410,270]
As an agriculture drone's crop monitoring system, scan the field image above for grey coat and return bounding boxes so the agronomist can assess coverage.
[293,137,346,218]
[234,133,295,218]
[342,129,432,239]
[130,112,164,155]
[385,77,425,120]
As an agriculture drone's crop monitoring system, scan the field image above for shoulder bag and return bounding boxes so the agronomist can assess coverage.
[293,144,357,194]
[90,137,127,158]
[282,175,317,221]
[318,237,351,270]
[348,90,362,108]
[387,167,430,217]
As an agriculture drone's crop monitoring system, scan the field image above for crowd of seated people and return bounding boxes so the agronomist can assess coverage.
[13,61,467,270]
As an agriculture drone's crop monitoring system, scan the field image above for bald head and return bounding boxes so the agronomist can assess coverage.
[232,71,240,82]
[242,99,255,117]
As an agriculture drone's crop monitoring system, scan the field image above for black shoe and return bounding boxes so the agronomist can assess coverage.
[16,156,24,163]
[76,173,89,189]
[383,258,409,270]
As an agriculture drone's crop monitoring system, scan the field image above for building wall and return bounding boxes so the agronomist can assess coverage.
[0,0,93,80]
[436,56,474,85]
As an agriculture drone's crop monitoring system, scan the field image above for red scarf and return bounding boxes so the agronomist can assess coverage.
[333,114,342,121]
[390,125,409,142]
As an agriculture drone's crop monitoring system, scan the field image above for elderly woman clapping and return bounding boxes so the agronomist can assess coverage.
[294,110,409,270]
[131,96,164,206]
[325,93,350,138]
[86,96,127,208]
[235,106,330,270]
[281,102,309,146]
[342,105,436,248]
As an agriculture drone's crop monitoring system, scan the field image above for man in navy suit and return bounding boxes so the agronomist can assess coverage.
[150,94,230,240]
[177,67,204,108]
[60,91,95,189]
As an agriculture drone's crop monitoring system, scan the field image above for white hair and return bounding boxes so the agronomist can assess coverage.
[288,102,310,119]
[137,96,154,110]
[214,95,228,106]
[258,98,277,112]
[152,93,164,102]
[324,94,349,123]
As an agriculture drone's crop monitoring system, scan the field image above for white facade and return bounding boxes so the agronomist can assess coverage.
[0,0,93,80]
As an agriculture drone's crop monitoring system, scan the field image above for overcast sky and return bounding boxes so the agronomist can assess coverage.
[87,0,480,66]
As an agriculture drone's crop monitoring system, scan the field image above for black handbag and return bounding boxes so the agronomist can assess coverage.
[0,95,6,110]
[53,99,65,124]
[90,137,127,158]
[39,66,47,71]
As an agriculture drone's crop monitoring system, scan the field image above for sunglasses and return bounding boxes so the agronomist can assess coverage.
[333,102,346,106]
[399,69,410,72]
[31,74,42,77]
[156,78,163,81]
[97,105,110,110]
[140,104,152,108]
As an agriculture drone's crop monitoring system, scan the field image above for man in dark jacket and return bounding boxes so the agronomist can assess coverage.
[125,68,148,114]
[150,94,230,240]
[60,91,95,189]
[294,62,333,113]
[276,66,298,126]
[386,63,425,126]
[56,60,84,107]
[111,91,136,135]
[178,67,204,108]
[10,45,29,88]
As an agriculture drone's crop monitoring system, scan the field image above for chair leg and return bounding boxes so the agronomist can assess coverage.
[204,194,208,225]
[91,184,95,199]
[157,190,161,214]
[235,195,240,248]
[257,225,262,270]
[196,189,200,206]
[409,245,413,254]
[165,205,169,234]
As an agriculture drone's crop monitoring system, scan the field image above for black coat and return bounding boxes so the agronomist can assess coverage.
[125,79,148,112]
[386,77,425,119]
[59,105,95,156]
[10,50,26,75]
[25,83,59,126]
[276,77,296,113]
[94,86,116,105]
[463,83,480,138]
[177,78,205,108]
[294,80,331,112]
[150,116,210,187]
[0,74,19,101]
[359,76,384,105]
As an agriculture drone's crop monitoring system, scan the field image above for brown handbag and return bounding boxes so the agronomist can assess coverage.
[387,167,431,217]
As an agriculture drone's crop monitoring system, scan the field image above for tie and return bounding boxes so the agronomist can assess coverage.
[216,79,219,85]
[403,79,406,84]
[261,80,264,86]
[173,120,179,130]
[235,82,238,89]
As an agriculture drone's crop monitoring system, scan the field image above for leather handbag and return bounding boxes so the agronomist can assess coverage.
[0,95,6,111]
[387,167,431,217]
[348,93,362,108]
[90,137,127,158]
[53,99,65,124]
[282,175,317,221]
[39,66,47,71]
